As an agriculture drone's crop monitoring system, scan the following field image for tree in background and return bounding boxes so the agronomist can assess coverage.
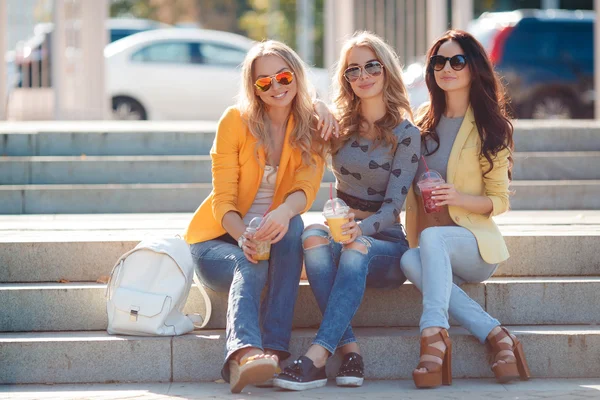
[239,0,325,67]
[110,0,159,19]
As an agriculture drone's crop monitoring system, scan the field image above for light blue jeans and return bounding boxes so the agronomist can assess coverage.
[400,226,501,343]
[303,223,409,354]
[189,214,304,382]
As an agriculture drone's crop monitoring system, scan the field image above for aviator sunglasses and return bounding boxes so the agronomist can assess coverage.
[254,71,294,92]
[343,61,384,82]
[430,54,468,71]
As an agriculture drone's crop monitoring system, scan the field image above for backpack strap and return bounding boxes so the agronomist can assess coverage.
[190,274,212,329]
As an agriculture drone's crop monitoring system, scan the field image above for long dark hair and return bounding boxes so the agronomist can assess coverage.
[416,30,514,179]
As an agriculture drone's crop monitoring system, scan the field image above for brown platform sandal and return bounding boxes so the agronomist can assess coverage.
[412,329,452,389]
[487,327,531,383]
[229,354,278,393]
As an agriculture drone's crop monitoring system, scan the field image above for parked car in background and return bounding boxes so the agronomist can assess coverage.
[469,9,594,119]
[405,9,594,119]
[15,18,169,88]
[105,29,331,121]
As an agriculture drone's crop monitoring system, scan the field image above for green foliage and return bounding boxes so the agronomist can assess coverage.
[110,0,158,19]
[239,0,325,68]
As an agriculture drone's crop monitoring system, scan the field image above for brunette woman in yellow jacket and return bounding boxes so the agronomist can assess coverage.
[400,31,531,389]
[183,40,331,393]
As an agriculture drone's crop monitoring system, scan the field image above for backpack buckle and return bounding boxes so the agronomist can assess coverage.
[130,307,139,322]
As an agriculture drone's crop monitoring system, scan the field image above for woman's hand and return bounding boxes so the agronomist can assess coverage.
[314,99,339,140]
[340,212,362,245]
[254,204,293,244]
[431,183,466,207]
[240,231,259,264]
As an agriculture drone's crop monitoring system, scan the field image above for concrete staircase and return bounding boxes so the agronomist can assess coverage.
[1,121,599,385]
[1,212,600,384]
[2,120,600,213]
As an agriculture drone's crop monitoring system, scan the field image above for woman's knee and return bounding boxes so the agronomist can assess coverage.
[400,248,421,280]
[302,224,329,250]
[342,239,368,255]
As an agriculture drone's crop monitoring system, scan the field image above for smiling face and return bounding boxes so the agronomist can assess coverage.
[346,46,385,101]
[433,40,471,94]
[253,55,297,109]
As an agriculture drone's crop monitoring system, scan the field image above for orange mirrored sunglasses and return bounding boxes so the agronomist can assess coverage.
[254,71,294,92]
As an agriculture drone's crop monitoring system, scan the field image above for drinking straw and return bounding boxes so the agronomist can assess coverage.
[421,155,430,172]
[329,182,336,213]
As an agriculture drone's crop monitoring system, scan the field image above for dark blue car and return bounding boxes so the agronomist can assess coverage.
[469,9,594,119]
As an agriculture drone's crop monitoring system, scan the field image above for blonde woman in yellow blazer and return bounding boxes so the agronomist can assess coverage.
[400,31,530,389]
[183,41,331,393]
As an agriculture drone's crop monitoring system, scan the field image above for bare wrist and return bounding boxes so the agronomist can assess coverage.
[278,203,294,219]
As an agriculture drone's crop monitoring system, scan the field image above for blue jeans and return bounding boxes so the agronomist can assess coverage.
[189,214,304,382]
[400,226,500,343]
[302,223,409,354]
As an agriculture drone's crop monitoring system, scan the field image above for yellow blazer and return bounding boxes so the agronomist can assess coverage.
[404,107,511,264]
[184,106,325,244]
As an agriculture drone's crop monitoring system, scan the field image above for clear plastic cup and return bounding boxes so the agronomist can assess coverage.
[416,170,445,214]
[246,217,271,261]
[323,198,351,243]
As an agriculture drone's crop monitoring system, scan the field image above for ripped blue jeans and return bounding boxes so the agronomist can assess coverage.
[302,223,409,354]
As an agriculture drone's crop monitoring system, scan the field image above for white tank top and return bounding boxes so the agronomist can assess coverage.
[243,166,277,225]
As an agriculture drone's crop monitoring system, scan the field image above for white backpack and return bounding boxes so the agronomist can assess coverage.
[106,237,212,336]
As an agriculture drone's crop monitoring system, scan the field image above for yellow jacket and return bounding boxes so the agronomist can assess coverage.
[184,106,325,244]
[404,107,511,264]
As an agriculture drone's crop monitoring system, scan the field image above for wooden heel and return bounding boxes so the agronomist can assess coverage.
[514,340,531,380]
[442,340,452,386]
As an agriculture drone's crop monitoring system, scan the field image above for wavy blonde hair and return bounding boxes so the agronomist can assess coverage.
[238,40,326,167]
[331,31,413,154]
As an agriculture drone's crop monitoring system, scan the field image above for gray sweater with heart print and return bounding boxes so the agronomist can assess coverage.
[332,119,421,236]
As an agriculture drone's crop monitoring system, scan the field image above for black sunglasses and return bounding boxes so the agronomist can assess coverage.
[430,55,468,71]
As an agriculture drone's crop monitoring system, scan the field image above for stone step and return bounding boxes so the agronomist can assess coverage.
[0,121,218,157]
[1,180,600,214]
[1,212,599,283]
[0,326,598,384]
[1,120,600,156]
[1,152,598,185]
[513,152,600,180]
[509,180,600,210]
[1,277,598,332]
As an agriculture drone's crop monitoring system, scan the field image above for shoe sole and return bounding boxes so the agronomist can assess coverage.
[253,378,274,388]
[336,376,364,387]
[273,378,328,391]
[229,359,278,394]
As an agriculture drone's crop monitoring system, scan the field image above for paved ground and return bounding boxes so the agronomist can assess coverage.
[1,379,599,400]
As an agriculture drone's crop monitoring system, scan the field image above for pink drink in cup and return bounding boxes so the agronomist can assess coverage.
[417,170,444,214]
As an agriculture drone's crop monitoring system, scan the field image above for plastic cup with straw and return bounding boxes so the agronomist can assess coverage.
[323,183,351,242]
[246,205,273,261]
[417,155,445,214]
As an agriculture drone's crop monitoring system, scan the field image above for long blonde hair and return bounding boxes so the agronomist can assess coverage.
[238,40,325,166]
[331,31,413,154]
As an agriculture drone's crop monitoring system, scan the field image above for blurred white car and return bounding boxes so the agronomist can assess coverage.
[105,29,331,120]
